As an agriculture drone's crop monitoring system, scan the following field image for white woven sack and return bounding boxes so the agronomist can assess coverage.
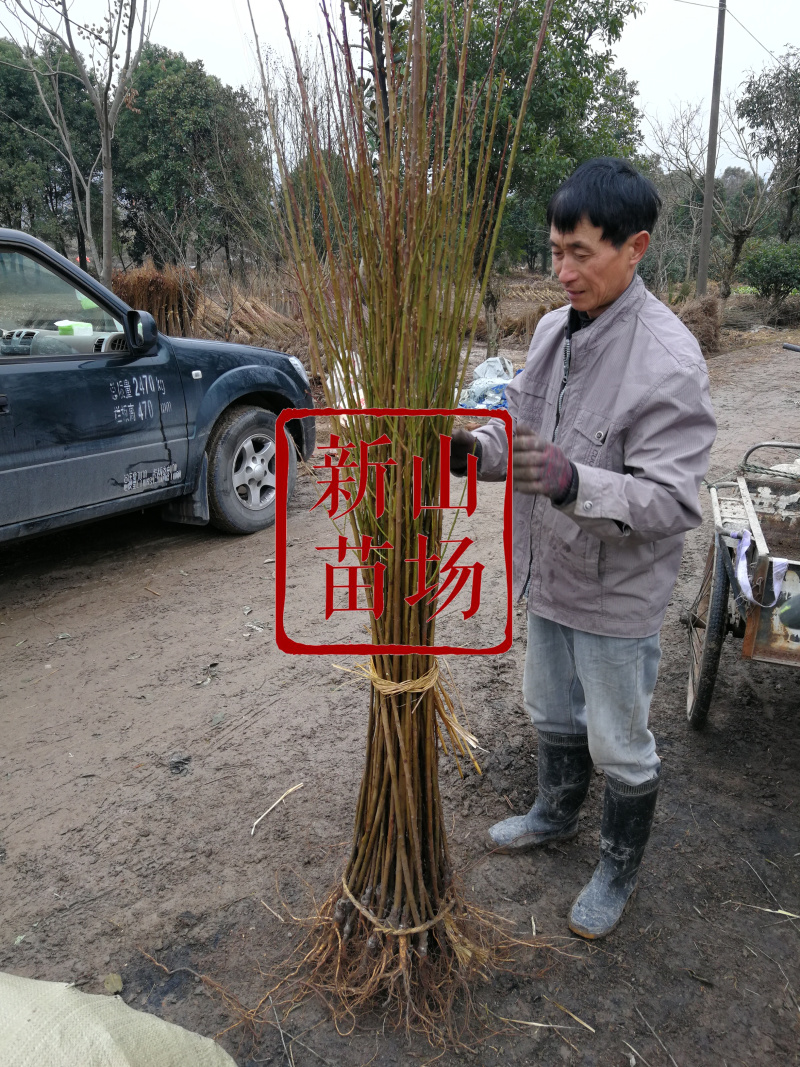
[0,971,237,1067]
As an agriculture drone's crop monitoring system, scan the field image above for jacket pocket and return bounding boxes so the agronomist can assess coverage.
[598,539,657,620]
[514,376,551,437]
[572,407,612,466]
[548,505,603,586]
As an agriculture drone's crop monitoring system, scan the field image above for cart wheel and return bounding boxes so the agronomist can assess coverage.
[687,538,731,729]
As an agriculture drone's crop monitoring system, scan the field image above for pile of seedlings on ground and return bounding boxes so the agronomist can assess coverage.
[112,264,196,336]
[678,294,722,356]
[192,285,307,356]
[722,293,800,331]
[113,262,308,357]
[662,289,800,357]
[474,277,567,348]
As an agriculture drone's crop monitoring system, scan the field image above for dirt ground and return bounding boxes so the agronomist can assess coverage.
[2,339,799,1067]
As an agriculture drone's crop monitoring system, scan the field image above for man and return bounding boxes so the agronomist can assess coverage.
[452,157,717,939]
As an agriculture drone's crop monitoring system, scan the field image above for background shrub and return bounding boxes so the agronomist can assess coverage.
[740,240,800,309]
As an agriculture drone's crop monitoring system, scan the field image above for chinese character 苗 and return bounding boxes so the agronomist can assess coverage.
[317,534,392,619]
[412,434,477,518]
[311,433,396,520]
[404,535,483,620]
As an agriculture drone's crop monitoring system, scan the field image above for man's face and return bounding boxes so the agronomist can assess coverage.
[550,218,650,318]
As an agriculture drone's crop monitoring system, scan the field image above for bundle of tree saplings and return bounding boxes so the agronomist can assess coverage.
[256,0,554,1036]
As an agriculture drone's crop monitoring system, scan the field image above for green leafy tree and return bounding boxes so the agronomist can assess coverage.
[737,48,800,243]
[425,0,643,351]
[0,39,59,237]
[115,44,271,269]
[497,63,642,273]
[5,0,153,284]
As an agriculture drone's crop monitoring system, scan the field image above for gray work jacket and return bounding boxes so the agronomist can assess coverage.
[474,275,717,638]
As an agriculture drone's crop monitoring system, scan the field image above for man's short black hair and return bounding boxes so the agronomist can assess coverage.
[547,157,662,248]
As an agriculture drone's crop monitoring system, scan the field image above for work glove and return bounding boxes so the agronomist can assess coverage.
[450,428,482,476]
[513,425,576,503]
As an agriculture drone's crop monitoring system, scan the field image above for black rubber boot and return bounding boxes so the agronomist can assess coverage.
[568,773,660,939]
[486,732,593,853]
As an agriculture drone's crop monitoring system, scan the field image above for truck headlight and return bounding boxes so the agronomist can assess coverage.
[288,356,309,385]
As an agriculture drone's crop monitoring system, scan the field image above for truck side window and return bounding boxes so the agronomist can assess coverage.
[0,250,126,358]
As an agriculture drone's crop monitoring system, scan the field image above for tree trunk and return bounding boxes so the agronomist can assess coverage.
[686,213,699,284]
[483,275,501,360]
[101,128,113,288]
[720,229,750,299]
[75,205,87,274]
[223,232,233,279]
[780,182,799,243]
[779,143,800,242]
[526,237,537,272]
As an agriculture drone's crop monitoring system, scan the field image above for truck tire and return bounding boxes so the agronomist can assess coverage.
[207,405,297,534]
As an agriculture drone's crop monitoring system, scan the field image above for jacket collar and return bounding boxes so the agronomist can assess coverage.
[562,274,646,344]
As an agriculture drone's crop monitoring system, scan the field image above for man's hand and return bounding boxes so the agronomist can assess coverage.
[513,425,574,501]
[450,428,481,476]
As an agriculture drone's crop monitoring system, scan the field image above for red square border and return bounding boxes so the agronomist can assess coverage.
[275,407,513,655]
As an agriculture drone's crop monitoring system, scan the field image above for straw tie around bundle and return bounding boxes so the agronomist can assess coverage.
[333,660,440,695]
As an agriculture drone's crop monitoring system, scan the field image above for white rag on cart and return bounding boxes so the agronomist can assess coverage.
[730,529,789,607]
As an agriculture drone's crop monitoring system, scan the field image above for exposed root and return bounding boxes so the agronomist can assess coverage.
[254,881,531,1047]
[140,891,567,1056]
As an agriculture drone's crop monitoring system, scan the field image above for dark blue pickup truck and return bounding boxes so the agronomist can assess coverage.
[0,231,315,542]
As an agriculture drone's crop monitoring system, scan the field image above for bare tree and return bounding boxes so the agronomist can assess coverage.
[2,0,154,284]
[643,174,688,297]
[652,96,798,297]
[642,164,704,297]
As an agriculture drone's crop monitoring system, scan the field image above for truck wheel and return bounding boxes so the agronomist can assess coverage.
[207,405,297,534]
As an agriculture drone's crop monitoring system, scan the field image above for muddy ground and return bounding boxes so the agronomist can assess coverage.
[1,340,799,1067]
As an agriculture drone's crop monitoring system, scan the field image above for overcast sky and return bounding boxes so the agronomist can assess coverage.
[9,0,800,164]
[144,0,799,166]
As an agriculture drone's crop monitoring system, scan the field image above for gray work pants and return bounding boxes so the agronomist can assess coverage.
[523,613,662,787]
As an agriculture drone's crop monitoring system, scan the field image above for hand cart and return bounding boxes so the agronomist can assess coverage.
[686,441,800,728]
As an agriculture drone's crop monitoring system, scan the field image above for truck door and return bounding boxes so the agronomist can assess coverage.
[0,247,188,528]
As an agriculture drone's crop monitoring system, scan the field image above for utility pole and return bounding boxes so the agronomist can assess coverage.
[696,0,726,296]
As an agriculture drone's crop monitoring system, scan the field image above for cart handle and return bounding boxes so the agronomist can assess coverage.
[742,440,800,466]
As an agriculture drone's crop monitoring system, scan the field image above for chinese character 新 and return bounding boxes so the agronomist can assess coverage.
[312,434,397,520]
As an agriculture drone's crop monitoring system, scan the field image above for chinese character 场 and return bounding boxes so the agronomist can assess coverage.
[317,534,482,621]
[404,535,484,620]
